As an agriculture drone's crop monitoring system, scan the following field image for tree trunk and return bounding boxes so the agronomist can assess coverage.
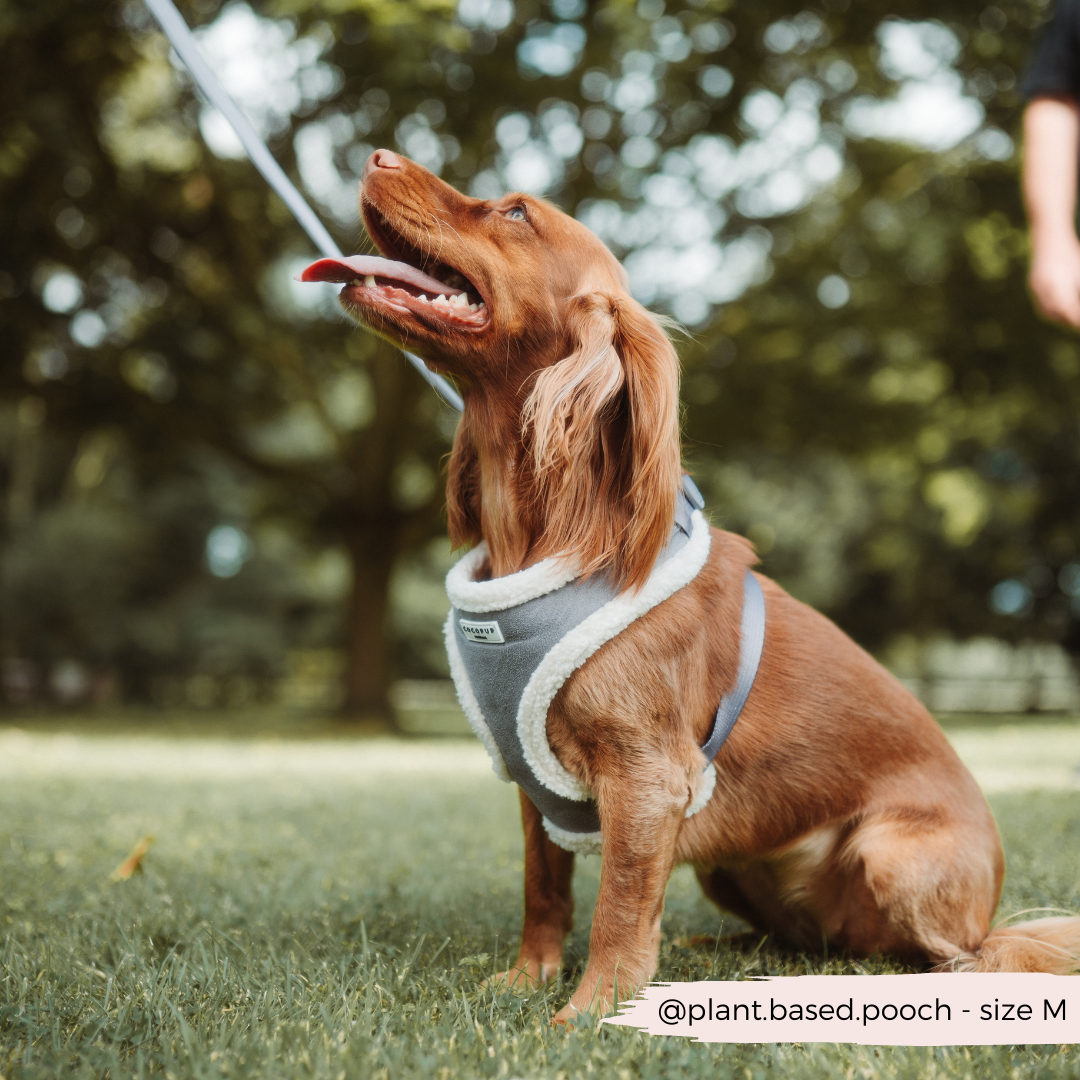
[343,523,399,725]
[337,339,449,726]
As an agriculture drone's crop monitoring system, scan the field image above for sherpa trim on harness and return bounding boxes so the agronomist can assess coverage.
[445,476,766,856]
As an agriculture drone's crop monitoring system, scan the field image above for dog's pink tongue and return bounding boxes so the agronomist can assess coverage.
[296,256,455,296]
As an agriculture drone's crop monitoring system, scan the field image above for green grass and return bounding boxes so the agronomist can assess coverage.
[3,725,1080,1078]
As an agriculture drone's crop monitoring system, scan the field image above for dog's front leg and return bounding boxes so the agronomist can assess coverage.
[552,762,686,1025]
[490,789,575,990]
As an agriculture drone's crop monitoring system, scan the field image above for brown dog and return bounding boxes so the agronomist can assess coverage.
[304,149,1080,1024]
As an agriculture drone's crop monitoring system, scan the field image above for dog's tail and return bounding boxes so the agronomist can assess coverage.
[939,912,1080,974]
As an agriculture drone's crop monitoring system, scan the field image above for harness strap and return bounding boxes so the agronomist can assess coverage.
[699,570,765,765]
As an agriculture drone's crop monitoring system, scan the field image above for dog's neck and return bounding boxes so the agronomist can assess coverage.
[446,300,682,591]
[476,434,532,578]
[450,392,538,579]
[477,401,540,578]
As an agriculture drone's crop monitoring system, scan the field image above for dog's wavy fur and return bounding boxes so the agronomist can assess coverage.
[343,150,1080,1024]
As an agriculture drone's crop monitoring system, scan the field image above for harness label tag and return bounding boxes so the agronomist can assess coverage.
[459,618,505,644]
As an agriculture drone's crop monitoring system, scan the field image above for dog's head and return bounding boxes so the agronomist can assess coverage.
[302,150,682,588]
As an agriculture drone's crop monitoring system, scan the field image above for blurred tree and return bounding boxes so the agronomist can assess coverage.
[0,0,470,717]
[0,403,325,704]
[3,0,1080,717]
[639,0,1080,656]
[458,0,1080,660]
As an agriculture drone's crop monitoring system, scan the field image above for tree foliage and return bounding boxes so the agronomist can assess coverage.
[1,0,1077,712]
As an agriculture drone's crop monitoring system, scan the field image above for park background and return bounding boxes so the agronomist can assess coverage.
[4,0,1080,725]
[7,1,1080,1078]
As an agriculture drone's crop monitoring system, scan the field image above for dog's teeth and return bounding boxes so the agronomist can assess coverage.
[469,303,477,312]
[418,294,428,302]
[364,275,376,287]
[349,278,361,285]
[433,294,448,305]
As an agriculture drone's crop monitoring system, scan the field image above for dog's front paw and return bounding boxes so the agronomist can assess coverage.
[551,981,617,1027]
[672,934,718,949]
[551,1002,581,1027]
[483,959,560,993]
[551,998,607,1028]
[483,966,539,993]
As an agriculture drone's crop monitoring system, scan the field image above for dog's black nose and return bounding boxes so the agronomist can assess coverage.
[362,148,403,181]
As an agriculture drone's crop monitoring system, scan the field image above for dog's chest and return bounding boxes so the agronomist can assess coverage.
[444,485,707,854]
[450,557,626,843]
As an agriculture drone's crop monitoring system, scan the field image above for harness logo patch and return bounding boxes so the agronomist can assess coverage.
[459,618,505,644]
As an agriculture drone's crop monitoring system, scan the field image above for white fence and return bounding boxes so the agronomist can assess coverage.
[884,637,1080,714]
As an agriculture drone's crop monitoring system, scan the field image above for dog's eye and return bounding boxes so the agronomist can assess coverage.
[505,207,527,221]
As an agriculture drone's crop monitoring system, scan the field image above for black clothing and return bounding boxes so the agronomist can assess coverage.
[1024,0,1080,101]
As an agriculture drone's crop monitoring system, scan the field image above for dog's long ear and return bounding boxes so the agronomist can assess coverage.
[523,291,681,589]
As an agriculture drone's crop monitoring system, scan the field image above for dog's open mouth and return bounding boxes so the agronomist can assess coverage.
[297,208,488,330]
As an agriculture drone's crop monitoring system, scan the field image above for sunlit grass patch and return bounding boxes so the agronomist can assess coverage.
[1,729,1079,1078]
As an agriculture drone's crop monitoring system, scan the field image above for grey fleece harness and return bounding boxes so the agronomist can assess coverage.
[445,476,765,854]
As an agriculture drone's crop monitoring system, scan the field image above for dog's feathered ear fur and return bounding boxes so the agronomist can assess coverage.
[522,292,681,590]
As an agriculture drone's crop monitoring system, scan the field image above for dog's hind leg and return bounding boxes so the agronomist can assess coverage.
[490,790,575,991]
[693,864,823,950]
[694,865,760,927]
[858,812,1079,972]
[678,866,762,949]
[814,806,1003,964]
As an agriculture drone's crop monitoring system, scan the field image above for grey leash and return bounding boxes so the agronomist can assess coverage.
[141,0,465,414]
